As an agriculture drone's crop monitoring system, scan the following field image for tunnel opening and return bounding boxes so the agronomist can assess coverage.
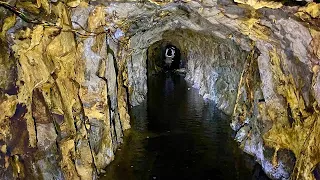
[162,44,181,70]
[147,41,184,77]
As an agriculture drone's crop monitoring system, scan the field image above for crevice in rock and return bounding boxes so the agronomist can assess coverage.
[79,102,99,176]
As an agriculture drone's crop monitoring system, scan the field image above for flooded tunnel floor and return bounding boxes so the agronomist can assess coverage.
[100,72,269,180]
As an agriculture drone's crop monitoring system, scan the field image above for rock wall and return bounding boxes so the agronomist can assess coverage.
[164,29,248,114]
[0,2,130,179]
[1,0,320,179]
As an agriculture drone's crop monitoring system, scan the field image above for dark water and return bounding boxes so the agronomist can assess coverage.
[100,72,269,180]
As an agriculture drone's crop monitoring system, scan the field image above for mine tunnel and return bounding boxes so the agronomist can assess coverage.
[163,44,181,70]
[102,28,271,179]
[147,42,182,75]
[1,1,319,180]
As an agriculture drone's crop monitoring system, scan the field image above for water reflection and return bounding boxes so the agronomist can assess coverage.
[100,72,269,180]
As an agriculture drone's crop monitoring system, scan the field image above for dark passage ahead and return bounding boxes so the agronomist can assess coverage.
[100,73,269,180]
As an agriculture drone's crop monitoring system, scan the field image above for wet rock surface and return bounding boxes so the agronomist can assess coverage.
[0,0,320,179]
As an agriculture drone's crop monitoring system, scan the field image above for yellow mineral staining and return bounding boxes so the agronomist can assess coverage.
[11,25,53,147]
[233,48,257,123]
[299,2,320,19]
[0,15,16,40]
[0,95,17,130]
[60,139,80,180]
[117,49,131,130]
[290,114,320,180]
[79,1,89,8]
[258,49,320,179]
[11,155,25,178]
[80,85,114,170]
[15,28,32,39]
[271,146,280,167]
[295,11,310,22]
[7,2,97,178]
[67,0,81,8]
[118,89,131,130]
[264,119,310,156]
[36,0,51,13]
[74,143,94,180]
[237,11,271,41]
[83,100,109,120]
[313,65,320,74]
[12,25,51,101]
[28,26,45,51]
[88,6,107,54]
[269,50,309,120]
[234,0,282,10]
[16,1,41,14]
[4,155,9,168]
[295,2,320,24]
[77,5,122,171]
[310,28,320,60]
[88,6,106,32]
[147,0,173,6]
[1,144,7,153]
[51,2,72,27]
[159,11,170,18]
[264,114,320,178]
[116,41,131,131]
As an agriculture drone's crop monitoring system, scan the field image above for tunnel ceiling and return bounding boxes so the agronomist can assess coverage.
[1,0,320,180]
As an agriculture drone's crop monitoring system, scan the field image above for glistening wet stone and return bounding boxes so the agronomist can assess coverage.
[100,72,269,180]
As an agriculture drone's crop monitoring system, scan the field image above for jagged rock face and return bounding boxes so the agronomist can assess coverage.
[1,0,320,179]
[0,2,130,179]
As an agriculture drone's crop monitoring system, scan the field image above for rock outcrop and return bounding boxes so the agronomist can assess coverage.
[0,0,320,179]
[0,2,130,179]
